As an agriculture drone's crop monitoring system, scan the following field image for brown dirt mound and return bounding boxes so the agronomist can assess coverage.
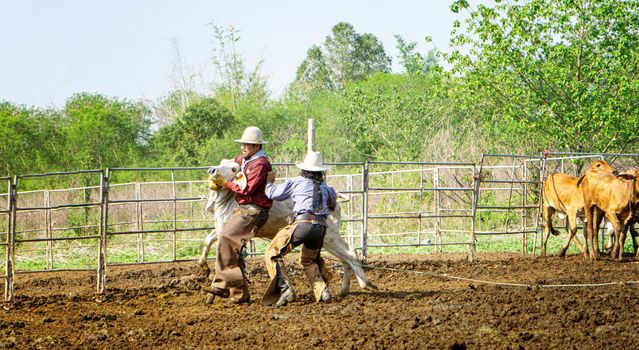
[2,252,639,349]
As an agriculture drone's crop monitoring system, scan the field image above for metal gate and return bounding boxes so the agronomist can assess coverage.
[474,154,544,254]
[365,161,476,259]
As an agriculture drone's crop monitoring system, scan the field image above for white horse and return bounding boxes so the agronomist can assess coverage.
[198,159,377,297]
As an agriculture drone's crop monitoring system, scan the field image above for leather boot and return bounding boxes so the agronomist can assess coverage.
[303,263,329,302]
[319,286,332,302]
[274,264,295,306]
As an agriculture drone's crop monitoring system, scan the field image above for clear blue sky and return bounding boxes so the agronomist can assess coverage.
[0,0,471,108]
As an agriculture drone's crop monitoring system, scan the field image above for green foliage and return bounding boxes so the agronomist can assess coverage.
[208,23,270,115]
[449,0,639,154]
[63,93,152,170]
[0,102,65,176]
[340,72,466,160]
[292,22,392,93]
[394,34,438,75]
[151,98,235,166]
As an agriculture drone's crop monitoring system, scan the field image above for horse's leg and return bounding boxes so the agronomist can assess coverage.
[198,229,218,277]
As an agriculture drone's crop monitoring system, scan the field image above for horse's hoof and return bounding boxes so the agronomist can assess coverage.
[205,293,215,304]
[365,282,380,291]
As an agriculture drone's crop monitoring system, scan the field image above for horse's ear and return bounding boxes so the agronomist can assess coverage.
[576,175,585,187]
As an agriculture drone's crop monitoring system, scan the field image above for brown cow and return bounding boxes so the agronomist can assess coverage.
[578,164,639,261]
[602,169,639,260]
[541,161,617,258]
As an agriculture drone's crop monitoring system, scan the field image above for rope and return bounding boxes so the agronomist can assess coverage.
[323,256,639,289]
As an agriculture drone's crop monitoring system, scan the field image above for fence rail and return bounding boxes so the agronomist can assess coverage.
[2,153,634,301]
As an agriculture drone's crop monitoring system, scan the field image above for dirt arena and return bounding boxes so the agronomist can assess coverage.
[1,253,639,349]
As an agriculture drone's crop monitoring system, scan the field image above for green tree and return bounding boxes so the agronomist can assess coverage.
[292,22,391,92]
[151,98,235,165]
[63,93,152,170]
[341,72,462,160]
[0,102,64,176]
[395,35,438,75]
[449,0,639,154]
[209,23,270,116]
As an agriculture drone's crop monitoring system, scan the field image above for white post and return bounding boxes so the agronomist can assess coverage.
[307,118,315,153]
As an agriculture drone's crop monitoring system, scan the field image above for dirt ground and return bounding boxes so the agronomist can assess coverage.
[1,252,639,349]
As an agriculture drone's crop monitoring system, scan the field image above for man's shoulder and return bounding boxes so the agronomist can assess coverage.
[251,156,272,167]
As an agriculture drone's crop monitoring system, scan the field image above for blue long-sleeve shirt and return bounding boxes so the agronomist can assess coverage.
[265,176,337,216]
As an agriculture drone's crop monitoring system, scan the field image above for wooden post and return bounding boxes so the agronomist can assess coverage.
[307,119,315,153]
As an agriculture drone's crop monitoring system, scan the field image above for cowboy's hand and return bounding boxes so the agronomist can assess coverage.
[208,174,226,191]
[266,171,276,183]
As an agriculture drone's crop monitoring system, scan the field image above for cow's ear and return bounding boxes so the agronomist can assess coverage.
[576,175,585,187]
[617,174,636,180]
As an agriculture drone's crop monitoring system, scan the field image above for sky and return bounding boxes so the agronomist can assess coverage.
[0,0,471,108]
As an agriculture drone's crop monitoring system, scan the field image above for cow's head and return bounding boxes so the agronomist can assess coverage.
[576,160,618,187]
[207,159,246,191]
[205,159,243,215]
[587,160,618,176]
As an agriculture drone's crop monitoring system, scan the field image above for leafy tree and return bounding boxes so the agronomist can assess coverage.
[292,22,392,92]
[0,102,64,176]
[151,97,235,165]
[341,72,462,160]
[208,23,270,116]
[63,93,152,170]
[449,0,639,154]
[395,35,438,75]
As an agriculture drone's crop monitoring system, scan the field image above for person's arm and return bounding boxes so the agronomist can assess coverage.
[224,161,268,195]
[265,179,294,201]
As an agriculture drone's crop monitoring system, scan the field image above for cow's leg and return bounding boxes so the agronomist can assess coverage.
[629,222,639,257]
[541,205,555,257]
[197,229,218,277]
[592,208,605,260]
[559,210,584,257]
[603,220,615,254]
[583,204,597,260]
[607,214,625,261]
[322,232,377,296]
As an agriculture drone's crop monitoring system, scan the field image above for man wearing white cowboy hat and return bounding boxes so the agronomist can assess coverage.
[203,126,272,303]
[260,150,337,307]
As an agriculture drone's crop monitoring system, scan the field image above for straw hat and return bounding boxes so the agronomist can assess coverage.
[234,126,267,144]
[296,151,328,172]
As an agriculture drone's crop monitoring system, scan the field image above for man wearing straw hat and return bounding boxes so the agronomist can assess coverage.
[203,126,272,303]
[261,150,336,307]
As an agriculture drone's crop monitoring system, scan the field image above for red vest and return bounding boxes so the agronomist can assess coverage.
[224,155,273,209]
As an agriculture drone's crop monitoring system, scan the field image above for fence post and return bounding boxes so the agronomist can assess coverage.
[533,155,547,256]
[5,177,17,301]
[44,190,53,269]
[348,174,355,248]
[135,182,144,262]
[98,169,109,294]
[469,164,479,262]
[361,161,369,261]
[434,167,442,252]
[171,171,177,261]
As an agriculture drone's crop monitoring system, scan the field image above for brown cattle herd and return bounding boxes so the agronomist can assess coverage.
[542,160,639,261]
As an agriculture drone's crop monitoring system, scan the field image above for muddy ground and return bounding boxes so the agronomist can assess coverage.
[1,252,639,349]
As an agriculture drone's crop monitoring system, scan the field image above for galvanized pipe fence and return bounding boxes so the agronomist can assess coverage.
[2,154,636,301]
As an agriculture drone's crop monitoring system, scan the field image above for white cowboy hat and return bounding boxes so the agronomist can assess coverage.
[296,151,328,172]
[234,126,267,144]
